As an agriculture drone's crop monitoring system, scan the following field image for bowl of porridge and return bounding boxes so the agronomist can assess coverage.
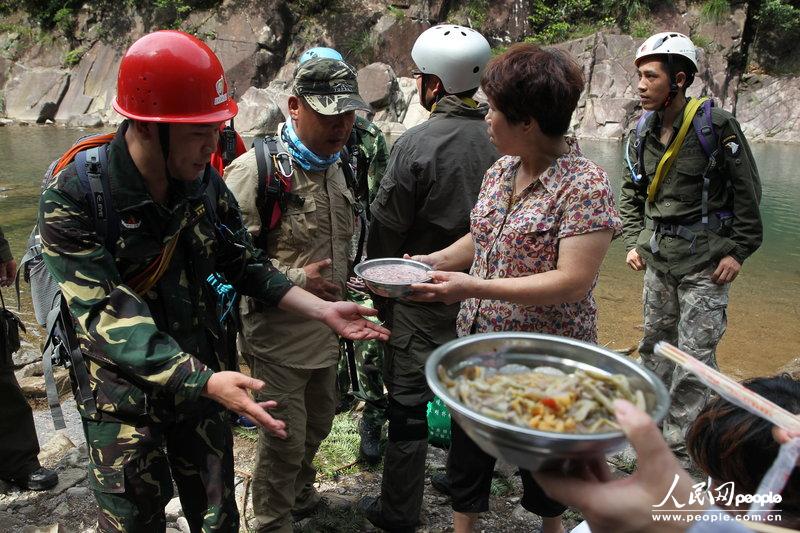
[353,258,433,298]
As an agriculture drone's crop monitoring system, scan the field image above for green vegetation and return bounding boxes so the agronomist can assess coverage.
[629,17,654,39]
[525,0,634,44]
[466,0,490,28]
[692,33,713,52]
[387,4,405,20]
[701,0,729,23]
[313,412,361,478]
[0,0,221,35]
[753,0,800,73]
[347,29,374,64]
[489,475,517,497]
[64,46,86,66]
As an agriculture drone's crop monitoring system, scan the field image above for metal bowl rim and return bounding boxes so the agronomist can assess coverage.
[426,331,670,442]
[354,258,433,286]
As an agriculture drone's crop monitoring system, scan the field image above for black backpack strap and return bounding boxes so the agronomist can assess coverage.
[253,136,294,249]
[253,137,273,249]
[41,295,97,428]
[75,144,118,254]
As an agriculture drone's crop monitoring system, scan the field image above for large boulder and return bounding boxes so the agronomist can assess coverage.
[579,97,639,140]
[357,62,398,110]
[481,0,531,43]
[234,85,287,136]
[736,74,800,143]
[402,98,429,130]
[557,34,599,134]
[373,120,407,147]
[3,64,69,123]
[190,5,286,94]
[55,41,121,125]
[370,15,428,77]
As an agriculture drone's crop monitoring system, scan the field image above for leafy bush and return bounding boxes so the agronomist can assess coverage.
[64,46,85,66]
[526,0,647,44]
[466,0,490,27]
[701,0,729,23]
[630,17,654,38]
[753,0,800,72]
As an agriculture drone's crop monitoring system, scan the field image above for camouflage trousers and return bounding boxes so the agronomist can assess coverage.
[82,405,238,533]
[337,289,387,426]
[639,264,729,457]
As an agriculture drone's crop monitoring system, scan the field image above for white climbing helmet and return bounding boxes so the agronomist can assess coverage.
[411,24,491,94]
[635,32,698,71]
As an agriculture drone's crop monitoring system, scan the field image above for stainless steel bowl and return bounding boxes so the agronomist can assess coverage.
[426,332,670,471]
[353,258,432,298]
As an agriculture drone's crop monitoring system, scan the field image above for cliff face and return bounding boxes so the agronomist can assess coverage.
[1,0,798,143]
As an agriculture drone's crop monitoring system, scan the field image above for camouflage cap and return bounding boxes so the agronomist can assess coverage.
[293,57,371,115]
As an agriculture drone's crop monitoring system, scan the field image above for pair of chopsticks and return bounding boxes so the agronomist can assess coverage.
[654,342,800,533]
[654,342,800,433]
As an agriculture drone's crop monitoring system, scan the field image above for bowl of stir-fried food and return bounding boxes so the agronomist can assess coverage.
[425,332,669,471]
[354,258,433,298]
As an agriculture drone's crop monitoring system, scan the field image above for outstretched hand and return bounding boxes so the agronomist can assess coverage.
[408,271,478,305]
[0,258,16,287]
[202,371,287,439]
[532,400,702,533]
[321,301,390,341]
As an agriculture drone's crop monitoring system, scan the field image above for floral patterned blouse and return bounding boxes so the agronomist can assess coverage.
[456,138,622,343]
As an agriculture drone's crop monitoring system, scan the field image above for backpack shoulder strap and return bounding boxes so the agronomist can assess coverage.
[253,136,281,247]
[635,111,653,181]
[75,143,118,254]
[692,98,718,160]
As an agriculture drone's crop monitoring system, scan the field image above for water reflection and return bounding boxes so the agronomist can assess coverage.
[0,127,797,378]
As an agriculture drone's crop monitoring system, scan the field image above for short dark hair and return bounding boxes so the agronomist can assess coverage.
[646,54,696,89]
[686,375,800,526]
[423,73,479,99]
[481,43,584,136]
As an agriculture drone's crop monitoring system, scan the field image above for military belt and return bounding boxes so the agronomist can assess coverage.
[646,211,733,255]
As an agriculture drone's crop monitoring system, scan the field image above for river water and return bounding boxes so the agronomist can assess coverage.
[0,126,798,379]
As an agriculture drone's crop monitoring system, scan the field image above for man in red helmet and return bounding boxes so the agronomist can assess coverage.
[38,30,388,532]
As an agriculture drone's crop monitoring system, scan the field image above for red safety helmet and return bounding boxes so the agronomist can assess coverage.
[113,30,237,123]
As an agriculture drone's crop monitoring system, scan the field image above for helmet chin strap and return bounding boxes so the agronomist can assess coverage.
[659,54,679,112]
[157,123,172,179]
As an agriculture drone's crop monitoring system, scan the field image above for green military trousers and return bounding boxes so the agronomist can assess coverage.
[83,405,238,533]
[247,358,337,533]
[337,288,387,423]
[638,263,729,457]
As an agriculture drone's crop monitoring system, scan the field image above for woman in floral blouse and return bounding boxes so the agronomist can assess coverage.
[410,43,622,533]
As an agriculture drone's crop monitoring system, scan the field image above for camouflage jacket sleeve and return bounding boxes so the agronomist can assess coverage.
[0,225,11,262]
[39,172,213,400]
[618,132,647,252]
[717,116,763,264]
[365,125,389,205]
[212,177,297,300]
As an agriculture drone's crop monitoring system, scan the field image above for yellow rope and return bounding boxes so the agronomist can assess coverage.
[647,97,709,202]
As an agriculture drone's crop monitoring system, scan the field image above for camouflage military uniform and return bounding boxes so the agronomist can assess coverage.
[619,101,762,456]
[337,115,390,429]
[338,289,386,421]
[39,123,294,532]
